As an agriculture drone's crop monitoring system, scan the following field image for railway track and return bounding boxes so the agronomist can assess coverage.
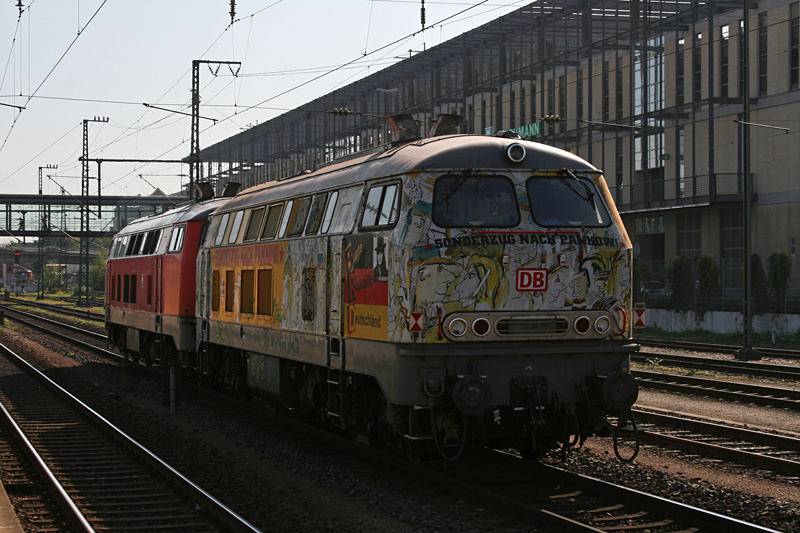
[0,304,108,349]
[3,309,792,531]
[639,337,800,361]
[0,342,258,532]
[632,408,800,479]
[633,352,800,380]
[634,369,800,409]
[3,297,105,323]
[431,448,782,532]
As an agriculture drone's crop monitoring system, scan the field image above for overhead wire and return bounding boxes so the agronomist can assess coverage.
[0,0,109,154]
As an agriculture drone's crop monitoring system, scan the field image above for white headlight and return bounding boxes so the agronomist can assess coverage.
[448,318,468,337]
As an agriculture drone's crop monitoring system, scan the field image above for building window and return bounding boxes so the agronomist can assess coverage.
[616,138,625,204]
[676,39,685,106]
[677,126,686,197]
[520,87,527,124]
[759,13,768,96]
[739,20,746,96]
[558,75,566,133]
[615,67,623,119]
[510,90,516,129]
[791,3,799,89]
[720,25,730,98]
[677,212,701,257]
[720,209,743,290]
[602,65,609,122]
[576,71,583,122]
[693,34,703,102]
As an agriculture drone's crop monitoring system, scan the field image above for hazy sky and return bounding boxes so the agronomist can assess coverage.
[0,0,525,199]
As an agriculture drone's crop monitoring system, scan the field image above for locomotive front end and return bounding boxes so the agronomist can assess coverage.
[373,139,639,460]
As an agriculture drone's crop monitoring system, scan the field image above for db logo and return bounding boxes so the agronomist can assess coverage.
[516,268,548,292]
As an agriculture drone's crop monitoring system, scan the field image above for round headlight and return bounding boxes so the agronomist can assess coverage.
[594,315,612,335]
[448,317,468,337]
[472,317,491,337]
[506,143,526,163]
[574,316,591,335]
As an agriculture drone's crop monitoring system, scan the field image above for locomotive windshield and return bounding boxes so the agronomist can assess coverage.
[432,175,519,228]
[527,175,611,227]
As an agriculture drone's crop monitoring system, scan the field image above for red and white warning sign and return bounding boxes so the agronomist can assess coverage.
[633,305,646,328]
[410,311,424,332]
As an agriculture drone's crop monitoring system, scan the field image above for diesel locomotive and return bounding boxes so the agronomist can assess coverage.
[106,120,639,460]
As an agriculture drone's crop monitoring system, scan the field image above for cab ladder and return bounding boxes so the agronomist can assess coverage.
[326,338,345,420]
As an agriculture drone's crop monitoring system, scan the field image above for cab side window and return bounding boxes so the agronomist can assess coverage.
[361,183,400,229]
[168,225,185,253]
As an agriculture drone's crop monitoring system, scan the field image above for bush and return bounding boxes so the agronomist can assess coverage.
[666,256,694,310]
[768,252,792,302]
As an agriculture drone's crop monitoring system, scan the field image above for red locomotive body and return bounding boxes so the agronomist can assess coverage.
[105,198,226,362]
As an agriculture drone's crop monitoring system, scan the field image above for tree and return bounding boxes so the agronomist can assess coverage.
[768,252,792,303]
[666,256,694,309]
[89,250,108,293]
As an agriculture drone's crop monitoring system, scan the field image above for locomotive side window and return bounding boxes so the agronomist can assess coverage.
[526,176,611,227]
[142,229,162,255]
[433,175,519,228]
[244,207,265,242]
[257,269,273,315]
[168,225,185,253]
[125,233,142,256]
[241,269,255,314]
[330,185,364,234]
[225,270,235,312]
[211,270,221,312]
[261,203,284,240]
[277,200,294,238]
[287,197,312,237]
[304,193,328,236]
[214,213,230,245]
[129,274,137,303]
[361,183,400,228]
[228,211,245,244]
[320,191,339,234]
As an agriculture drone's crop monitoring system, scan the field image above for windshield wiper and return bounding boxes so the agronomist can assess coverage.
[444,167,474,202]
[559,168,594,203]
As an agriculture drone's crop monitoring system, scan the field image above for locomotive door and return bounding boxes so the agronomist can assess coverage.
[326,236,344,336]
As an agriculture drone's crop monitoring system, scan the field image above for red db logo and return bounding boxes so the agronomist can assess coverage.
[516,268,548,292]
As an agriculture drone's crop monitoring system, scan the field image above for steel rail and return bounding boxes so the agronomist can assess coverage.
[631,409,800,476]
[0,391,94,532]
[0,304,107,343]
[638,338,800,361]
[0,342,260,532]
[535,462,782,533]
[5,297,105,322]
[633,369,800,409]
[632,352,800,380]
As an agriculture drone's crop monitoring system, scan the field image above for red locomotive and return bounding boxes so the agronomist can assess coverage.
[105,196,228,363]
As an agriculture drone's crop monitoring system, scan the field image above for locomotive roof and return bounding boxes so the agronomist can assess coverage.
[115,197,229,236]
[218,134,597,213]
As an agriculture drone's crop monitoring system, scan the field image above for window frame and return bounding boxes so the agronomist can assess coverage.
[525,175,612,228]
[432,174,520,228]
[168,225,185,253]
[360,181,401,230]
